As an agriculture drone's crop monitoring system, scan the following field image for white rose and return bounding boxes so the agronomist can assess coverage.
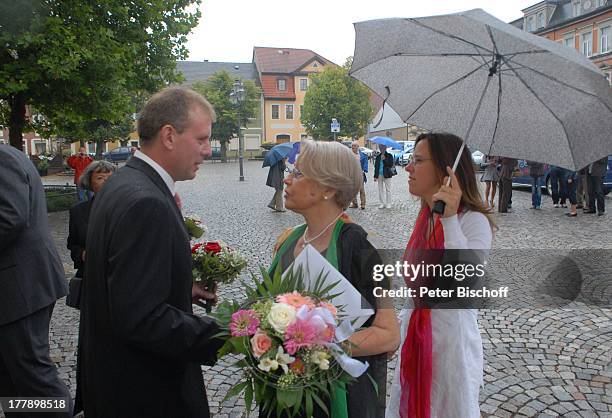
[267,303,296,334]
[258,357,279,372]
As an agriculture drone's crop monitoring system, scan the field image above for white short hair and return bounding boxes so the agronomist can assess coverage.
[299,140,362,208]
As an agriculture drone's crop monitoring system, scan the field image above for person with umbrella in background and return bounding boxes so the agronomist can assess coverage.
[266,157,287,212]
[374,144,396,209]
[264,142,298,212]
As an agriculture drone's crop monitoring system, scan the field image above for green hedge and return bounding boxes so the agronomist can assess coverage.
[45,188,78,212]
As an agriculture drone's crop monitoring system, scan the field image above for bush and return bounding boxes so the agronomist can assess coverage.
[45,187,78,212]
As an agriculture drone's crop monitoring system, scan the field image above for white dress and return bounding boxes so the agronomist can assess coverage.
[386,211,492,418]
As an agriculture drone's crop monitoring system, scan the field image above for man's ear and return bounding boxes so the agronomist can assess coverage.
[158,124,175,150]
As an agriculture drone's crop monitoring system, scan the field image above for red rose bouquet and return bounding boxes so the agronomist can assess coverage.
[191,241,247,311]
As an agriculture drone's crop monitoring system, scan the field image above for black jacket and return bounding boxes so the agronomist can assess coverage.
[373,152,395,179]
[0,145,67,325]
[79,157,223,418]
[67,199,93,278]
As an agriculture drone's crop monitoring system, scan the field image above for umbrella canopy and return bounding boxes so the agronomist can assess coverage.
[370,136,404,150]
[262,143,295,167]
[287,142,301,164]
[350,9,612,170]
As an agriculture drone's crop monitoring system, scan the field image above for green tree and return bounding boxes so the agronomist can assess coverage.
[302,65,373,141]
[192,71,260,162]
[0,0,200,150]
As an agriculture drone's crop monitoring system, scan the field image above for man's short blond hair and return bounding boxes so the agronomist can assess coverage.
[137,87,216,143]
[299,140,362,208]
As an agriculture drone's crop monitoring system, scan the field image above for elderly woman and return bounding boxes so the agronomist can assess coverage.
[268,140,400,418]
[67,160,116,283]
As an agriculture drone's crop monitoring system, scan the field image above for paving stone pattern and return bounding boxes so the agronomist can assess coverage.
[6,160,611,418]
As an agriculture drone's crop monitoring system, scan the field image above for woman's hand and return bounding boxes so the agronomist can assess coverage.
[432,166,462,218]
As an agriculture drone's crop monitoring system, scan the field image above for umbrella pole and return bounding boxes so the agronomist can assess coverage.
[433,74,494,214]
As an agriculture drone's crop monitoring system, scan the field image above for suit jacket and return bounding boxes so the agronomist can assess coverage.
[499,158,518,179]
[79,157,223,418]
[0,145,67,325]
[67,199,92,278]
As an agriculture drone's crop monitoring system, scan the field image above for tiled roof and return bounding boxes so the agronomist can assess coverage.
[175,61,259,85]
[253,47,335,74]
[260,75,295,100]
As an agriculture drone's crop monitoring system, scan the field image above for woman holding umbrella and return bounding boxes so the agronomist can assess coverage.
[387,133,493,418]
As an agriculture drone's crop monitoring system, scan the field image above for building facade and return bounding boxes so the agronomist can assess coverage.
[512,0,612,84]
[252,47,336,143]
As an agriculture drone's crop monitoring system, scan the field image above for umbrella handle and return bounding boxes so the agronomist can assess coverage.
[433,140,465,215]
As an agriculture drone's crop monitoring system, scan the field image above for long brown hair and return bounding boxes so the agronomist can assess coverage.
[415,132,496,230]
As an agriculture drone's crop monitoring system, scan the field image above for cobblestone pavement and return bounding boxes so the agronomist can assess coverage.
[11,160,611,418]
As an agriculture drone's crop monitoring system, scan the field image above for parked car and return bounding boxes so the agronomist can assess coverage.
[359,147,374,158]
[512,156,612,195]
[103,147,132,162]
[472,151,486,169]
[388,141,415,165]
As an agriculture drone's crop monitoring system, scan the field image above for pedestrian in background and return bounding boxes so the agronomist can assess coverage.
[66,161,117,306]
[528,160,545,210]
[67,146,94,201]
[585,156,608,216]
[480,155,499,209]
[350,141,368,209]
[266,157,287,212]
[549,165,567,208]
[563,169,578,217]
[374,144,395,209]
[498,157,517,213]
[576,167,589,210]
[0,144,72,417]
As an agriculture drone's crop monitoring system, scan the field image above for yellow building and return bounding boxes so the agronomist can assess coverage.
[253,47,337,143]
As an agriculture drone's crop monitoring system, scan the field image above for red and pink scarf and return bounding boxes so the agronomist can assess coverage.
[399,205,447,418]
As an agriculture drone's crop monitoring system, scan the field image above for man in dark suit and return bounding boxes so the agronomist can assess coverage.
[0,144,72,417]
[79,87,223,417]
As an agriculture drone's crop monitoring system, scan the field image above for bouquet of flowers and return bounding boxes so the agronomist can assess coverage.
[184,216,205,239]
[191,241,247,311]
[213,268,369,417]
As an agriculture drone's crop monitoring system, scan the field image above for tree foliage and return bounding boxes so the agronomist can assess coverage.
[192,70,260,162]
[301,65,373,141]
[0,0,201,150]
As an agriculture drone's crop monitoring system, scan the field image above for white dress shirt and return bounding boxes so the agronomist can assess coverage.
[133,150,175,196]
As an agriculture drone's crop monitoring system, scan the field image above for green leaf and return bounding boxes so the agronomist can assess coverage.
[305,391,313,417]
[222,380,248,403]
[311,391,329,416]
[244,378,253,413]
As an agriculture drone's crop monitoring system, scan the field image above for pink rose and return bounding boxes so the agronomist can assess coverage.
[250,329,272,357]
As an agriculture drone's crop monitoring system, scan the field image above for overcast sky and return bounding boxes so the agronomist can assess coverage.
[185,0,537,65]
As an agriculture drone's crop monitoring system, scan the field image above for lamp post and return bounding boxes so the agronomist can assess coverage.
[230,79,246,181]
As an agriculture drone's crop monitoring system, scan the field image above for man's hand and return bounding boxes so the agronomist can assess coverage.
[192,282,217,306]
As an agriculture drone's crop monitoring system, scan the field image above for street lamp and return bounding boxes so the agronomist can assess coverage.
[230,79,246,181]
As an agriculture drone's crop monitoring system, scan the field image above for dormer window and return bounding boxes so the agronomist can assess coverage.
[537,12,544,29]
[277,79,286,91]
[526,16,534,32]
[573,1,581,17]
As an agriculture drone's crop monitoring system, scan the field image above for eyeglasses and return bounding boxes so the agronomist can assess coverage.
[408,157,432,166]
[287,168,304,179]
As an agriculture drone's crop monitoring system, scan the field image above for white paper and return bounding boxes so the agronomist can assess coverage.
[284,244,374,329]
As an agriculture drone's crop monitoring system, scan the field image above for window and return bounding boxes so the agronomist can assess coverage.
[537,12,544,29]
[526,17,533,32]
[277,79,286,91]
[581,32,592,56]
[35,143,47,154]
[300,105,304,117]
[597,0,606,7]
[573,1,581,16]
[285,104,294,120]
[564,36,575,48]
[300,134,308,140]
[271,104,279,119]
[300,78,308,91]
[600,26,610,53]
